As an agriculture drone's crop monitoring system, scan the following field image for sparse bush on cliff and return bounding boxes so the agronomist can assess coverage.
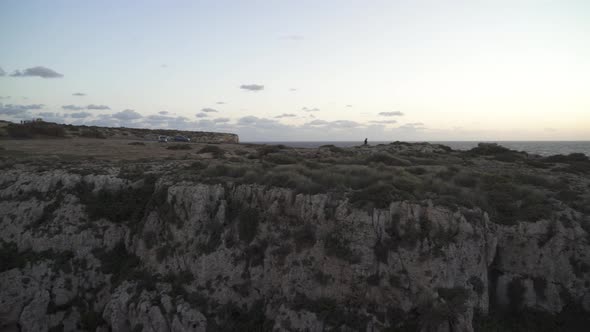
[323,231,360,263]
[238,208,260,243]
[94,242,141,286]
[293,223,317,252]
[76,177,155,225]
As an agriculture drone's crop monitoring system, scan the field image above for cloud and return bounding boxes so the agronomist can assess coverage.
[275,113,297,119]
[69,112,92,118]
[158,111,169,115]
[302,107,320,112]
[281,35,304,40]
[240,84,264,91]
[213,117,230,123]
[195,113,208,118]
[10,66,63,78]
[112,109,142,120]
[379,111,404,117]
[62,105,85,111]
[216,101,225,105]
[72,92,86,96]
[346,105,352,108]
[369,120,397,124]
[201,108,218,113]
[38,112,60,118]
[0,104,43,116]
[399,122,425,130]
[87,104,110,110]
[0,67,5,76]
[63,104,111,111]
[306,119,329,126]
[303,119,362,129]
[290,88,297,92]
[237,116,258,125]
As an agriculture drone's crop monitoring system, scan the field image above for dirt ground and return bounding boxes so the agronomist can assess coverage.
[0,138,245,161]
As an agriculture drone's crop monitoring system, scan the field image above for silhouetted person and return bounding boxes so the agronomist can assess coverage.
[364,138,368,145]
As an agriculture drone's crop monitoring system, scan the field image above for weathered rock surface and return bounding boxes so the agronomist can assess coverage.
[0,153,589,331]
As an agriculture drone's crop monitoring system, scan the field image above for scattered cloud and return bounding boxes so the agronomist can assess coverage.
[69,112,92,118]
[216,101,225,105]
[87,104,111,110]
[379,111,404,117]
[201,108,218,113]
[0,96,9,100]
[213,117,230,123]
[0,67,5,76]
[289,88,297,92]
[399,122,425,130]
[370,120,398,124]
[302,107,320,112]
[306,119,329,126]
[159,111,169,115]
[112,109,142,120]
[0,104,43,116]
[72,92,86,96]
[161,64,168,68]
[346,105,352,108]
[275,113,297,119]
[195,113,208,118]
[62,105,85,111]
[240,84,264,91]
[303,119,362,129]
[10,66,63,78]
[38,112,60,118]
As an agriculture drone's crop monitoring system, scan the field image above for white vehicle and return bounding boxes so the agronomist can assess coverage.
[158,135,168,143]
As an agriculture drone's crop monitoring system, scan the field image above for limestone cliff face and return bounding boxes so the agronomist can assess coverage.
[0,169,589,331]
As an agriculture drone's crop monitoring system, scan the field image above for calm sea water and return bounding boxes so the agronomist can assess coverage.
[246,141,590,156]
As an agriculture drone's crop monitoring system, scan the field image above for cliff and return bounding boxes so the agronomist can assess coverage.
[0,120,239,144]
[0,142,589,331]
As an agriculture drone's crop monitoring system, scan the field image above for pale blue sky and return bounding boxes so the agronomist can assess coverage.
[1,0,589,140]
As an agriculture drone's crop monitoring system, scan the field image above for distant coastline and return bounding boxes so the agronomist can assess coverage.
[246,141,590,156]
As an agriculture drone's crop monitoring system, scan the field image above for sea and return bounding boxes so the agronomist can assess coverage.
[245,141,590,157]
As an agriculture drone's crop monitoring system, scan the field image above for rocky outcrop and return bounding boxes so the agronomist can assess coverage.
[0,167,589,331]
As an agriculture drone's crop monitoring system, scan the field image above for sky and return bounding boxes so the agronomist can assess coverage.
[1,0,589,141]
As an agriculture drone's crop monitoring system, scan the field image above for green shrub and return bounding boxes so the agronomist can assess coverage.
[77,178,155,225]
[7,122,67,138]
[453,173,478,188]
[507,278,525,311]
[350,182,399,209]
[167,144,191,150]
[468,143,511,155]
[323,232,360,263]
[198,145,224,157]
[94,242,141,286]
[80,128,106,139]
[468,276,485,296]
[263,153,298,165]
[366,152,411,166]
[238,208,259,243]
[293,224,316,252]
